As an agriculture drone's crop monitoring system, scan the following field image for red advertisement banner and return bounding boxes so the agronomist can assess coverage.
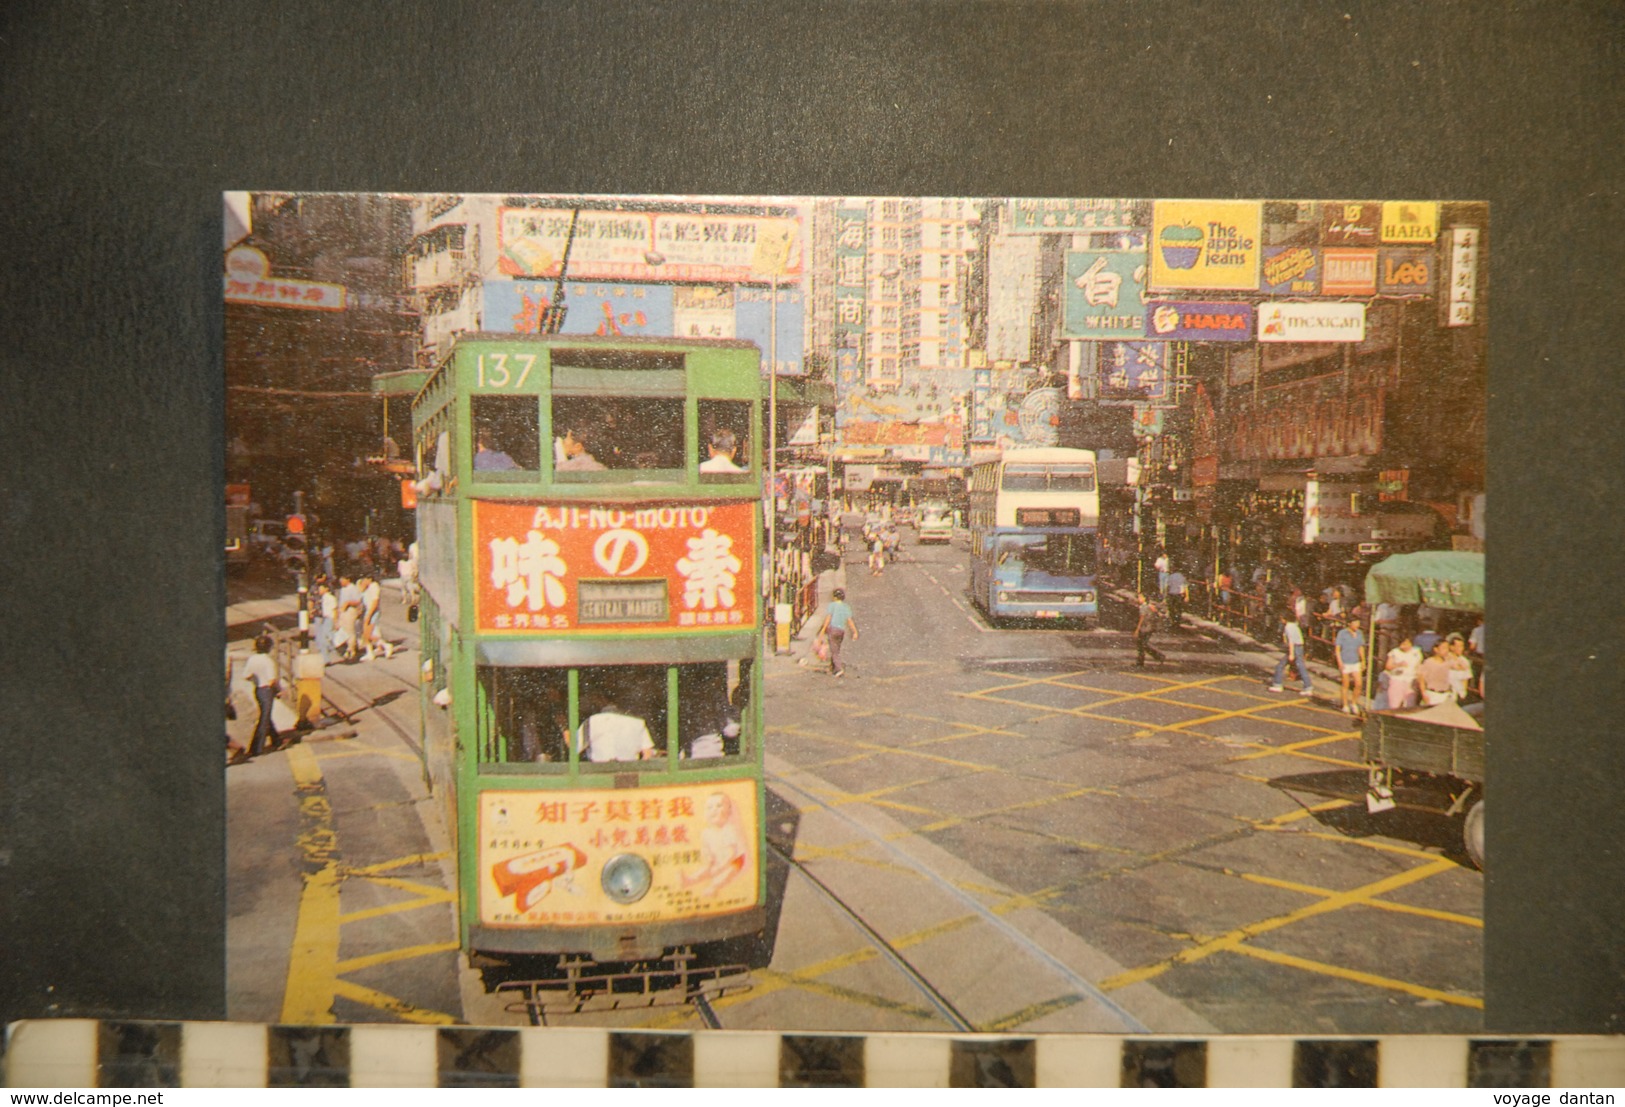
[473,500,757,635]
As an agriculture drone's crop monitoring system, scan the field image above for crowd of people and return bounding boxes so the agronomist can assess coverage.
[304,534,415,665]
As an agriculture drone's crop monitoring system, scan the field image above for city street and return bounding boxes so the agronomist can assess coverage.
[227,519,1482,1036]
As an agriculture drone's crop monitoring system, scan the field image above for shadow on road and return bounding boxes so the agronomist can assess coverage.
[1271,769,1472,865]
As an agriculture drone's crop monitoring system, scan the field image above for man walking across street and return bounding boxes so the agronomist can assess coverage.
[816,587,859,677]
[1134,592,1166,667]
[1334,616,1367,716]
[1270,610,1314,697]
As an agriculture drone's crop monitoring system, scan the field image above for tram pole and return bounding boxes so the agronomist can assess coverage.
[768,272,784,654]
[291,489,321,729]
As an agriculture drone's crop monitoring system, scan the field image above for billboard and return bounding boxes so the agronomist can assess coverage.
[479,779,759,926]
[1258,301,1368,343]
[498,207,801,282]
[1149,200,1262,291]
[472,500,757,635]
[1062,250,1148,339]
[485,280,674,337]
[1008,197,1138,234]
[1146,301,1254,342]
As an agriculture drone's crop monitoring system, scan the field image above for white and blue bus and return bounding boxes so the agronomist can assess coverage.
[968,447,1101,626]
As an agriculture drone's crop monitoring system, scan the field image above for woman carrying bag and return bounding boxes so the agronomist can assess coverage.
[815,588,859,678]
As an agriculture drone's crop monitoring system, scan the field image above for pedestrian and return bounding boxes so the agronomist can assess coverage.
[1215,567,1233,608]
[243,633,282,757]
[1154,547,1170,596]
[1165,566,1188,628]
[1418,638,1456,706]
[1334,616,1367,716]
[360,574,390,660]
[335,575,362,662]
[869,533,885,575]
[1446,633,1474,702]
[1133,591,1167,667]
[1269,611,1314,696]
[816,587,859,677]
[312,582,335,663]
[1383,634,1424,710]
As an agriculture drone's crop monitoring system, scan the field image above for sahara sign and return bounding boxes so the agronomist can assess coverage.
[1149,200,1262,291]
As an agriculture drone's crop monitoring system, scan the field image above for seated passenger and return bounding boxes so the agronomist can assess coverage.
[577,696,658,762]
[699,429,746,473]
[686,712,739,760]
[473,432,519,471]
[555,426,606,472]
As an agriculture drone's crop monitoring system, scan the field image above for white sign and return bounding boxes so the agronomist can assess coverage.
[1447,226,1480,327]
[1257,301,1366,343]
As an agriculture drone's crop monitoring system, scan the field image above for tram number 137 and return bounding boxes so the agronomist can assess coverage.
[477,353,538,390]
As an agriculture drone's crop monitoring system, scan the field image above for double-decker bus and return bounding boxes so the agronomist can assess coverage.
[410,334,766,1009]
[967,447,1102,626]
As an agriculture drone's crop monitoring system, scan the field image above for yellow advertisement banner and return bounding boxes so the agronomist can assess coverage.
[478,780,758,928]
[1380,201,1439,244]
[1149,200,1262,291]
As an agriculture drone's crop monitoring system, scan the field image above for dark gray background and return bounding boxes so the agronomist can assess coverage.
[2,1,1620,1032]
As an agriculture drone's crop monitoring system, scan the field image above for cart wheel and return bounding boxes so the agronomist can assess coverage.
[1463,798,1484,870]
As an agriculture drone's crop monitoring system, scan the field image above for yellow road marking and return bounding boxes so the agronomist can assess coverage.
[281,744,342,1024]
[315,746,422,764]
[331,979,458,1024]
[984,993,1088,1032]
[337,941,462,975]
[1232,733,1362,761]
[348,851,452,876]
[1098,857,1457,992]
[1230,943,1483,1009]
[1241,871,1482,929]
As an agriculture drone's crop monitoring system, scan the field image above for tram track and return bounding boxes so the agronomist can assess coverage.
[765,770,1152,1034]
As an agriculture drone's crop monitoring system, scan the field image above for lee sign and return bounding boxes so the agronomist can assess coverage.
[472,500,757,634]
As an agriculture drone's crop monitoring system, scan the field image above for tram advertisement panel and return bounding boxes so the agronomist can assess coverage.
[478,780,759,927]
[473,500,757,635]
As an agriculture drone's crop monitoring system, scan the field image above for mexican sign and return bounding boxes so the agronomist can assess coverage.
[1062,250,1147,339]
[1258,301,1367,343]
[1149,200,1262,291]
[479,779,759,927]
[1146,301,1254,342]
[472,500,757,635]
[498,207,801,282]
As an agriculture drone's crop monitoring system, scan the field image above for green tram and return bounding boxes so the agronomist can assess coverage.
[410,334,767,996]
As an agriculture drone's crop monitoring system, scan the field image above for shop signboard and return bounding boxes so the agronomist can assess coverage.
[224,245,346,311]
[1377,248,1435,297]
[1008,197,1138,234]
[1320,201,1381,246]
[672,285,736,339]
[1149,200,1262,291]
[1228,384,1385,461]
[1261,244,1321,295]
[1380,201,1439,244]
[1017,388,1062,446]
[486,281,674,338]
[1146,301,1254,342]
[1446,226,1480,327]
[1258,301,1367,343]
[1099,341,1176,402]
[736,284,805,376]
[832,204,867,423]
[1303,479,1370,545]
[1062,250,1147,339]
[971,366,993,442]
[1131,404,1164,439]
[498,207,802,282]
[1321,248,1379,295]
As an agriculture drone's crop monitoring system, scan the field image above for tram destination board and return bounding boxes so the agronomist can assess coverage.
[576,578,669,624]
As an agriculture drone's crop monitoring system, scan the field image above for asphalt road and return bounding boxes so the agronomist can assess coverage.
[226,528,1482,1034]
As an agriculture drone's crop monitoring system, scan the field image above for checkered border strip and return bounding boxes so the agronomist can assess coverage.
[5,1021,1623,1088]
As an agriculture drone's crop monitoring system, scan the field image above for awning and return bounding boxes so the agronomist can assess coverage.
[1363,551,1484,612]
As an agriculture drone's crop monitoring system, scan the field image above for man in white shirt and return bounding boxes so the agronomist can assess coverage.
[577,699,659,762]
[242,634,282,757]
[699,429,746,473]
[1269,612,1314,696]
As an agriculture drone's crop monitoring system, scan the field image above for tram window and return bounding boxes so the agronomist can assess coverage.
[675,659,749,760]
[698,400,752,477]
[551,396,686,475]
[575,664,671,764]
[470,395,540,472]
[477,666,573,765]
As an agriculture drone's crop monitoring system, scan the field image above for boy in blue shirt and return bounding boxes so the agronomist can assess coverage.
[1334,617,1367,716]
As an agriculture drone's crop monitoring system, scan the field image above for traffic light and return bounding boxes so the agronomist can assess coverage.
[284,514,308,575]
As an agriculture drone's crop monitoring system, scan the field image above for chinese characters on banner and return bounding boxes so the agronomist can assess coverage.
[479,780,759,926]
[497,208,802,283]
[1446,227,1480,326]
[473,500,757,634]
[1062,250,1148,339]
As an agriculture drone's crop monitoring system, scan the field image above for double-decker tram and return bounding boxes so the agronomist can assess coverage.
[968,447,1102,626]
[410,334,766,1018]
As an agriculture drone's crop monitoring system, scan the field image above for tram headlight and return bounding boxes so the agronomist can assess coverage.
[601,853,653,904]
[998,590,1012,603]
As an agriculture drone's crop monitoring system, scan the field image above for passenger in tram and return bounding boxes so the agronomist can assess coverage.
[473,431,519,471]
[554,426,607,471]
[699,428,747,473]
[577,692,659,762]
